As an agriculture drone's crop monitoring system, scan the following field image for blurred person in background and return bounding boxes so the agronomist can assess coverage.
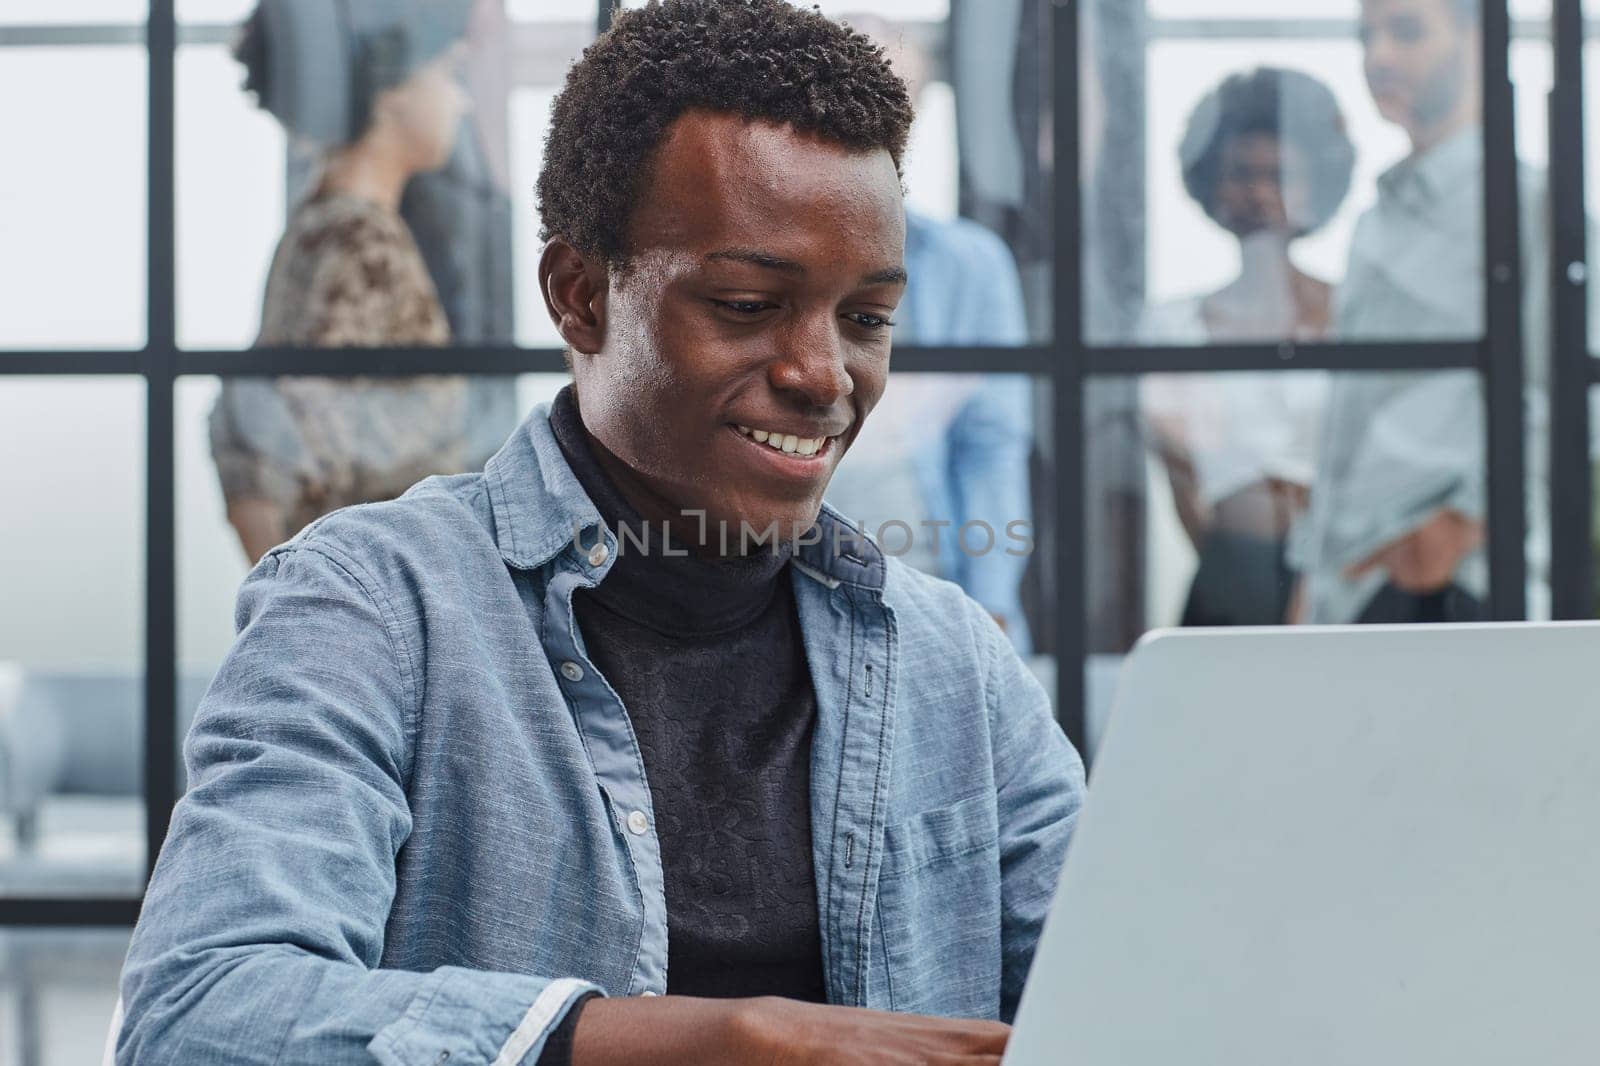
[1291,0,1585,624]
[398,0,523,471]
[1139,67,1354,625]
[826,13,1037,653]
[210,0,477,563]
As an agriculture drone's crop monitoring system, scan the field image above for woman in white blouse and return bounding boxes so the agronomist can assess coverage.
[1140,67,1355,625]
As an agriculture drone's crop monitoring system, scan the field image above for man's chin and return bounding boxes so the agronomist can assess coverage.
[1373,93,1409,125]
[719,502,826,554]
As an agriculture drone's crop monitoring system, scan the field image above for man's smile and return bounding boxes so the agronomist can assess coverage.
[733,421,839,456]
[725,422,840,477]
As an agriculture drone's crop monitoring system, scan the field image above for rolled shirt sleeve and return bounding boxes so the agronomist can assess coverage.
[208,378,317,514]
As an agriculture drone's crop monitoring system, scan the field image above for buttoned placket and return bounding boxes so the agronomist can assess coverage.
[790,560,899,1008]
[541,523,670,997]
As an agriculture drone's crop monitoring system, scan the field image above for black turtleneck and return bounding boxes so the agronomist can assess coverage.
[545,385,827,1028]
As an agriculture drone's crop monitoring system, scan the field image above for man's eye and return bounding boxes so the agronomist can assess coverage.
[1392,17,1423,44]
[713,300,774,315]
[847,312,895,331]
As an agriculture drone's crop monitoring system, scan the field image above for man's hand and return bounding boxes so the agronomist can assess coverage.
[571,994,1010,1066]
[1344,508,1483,594]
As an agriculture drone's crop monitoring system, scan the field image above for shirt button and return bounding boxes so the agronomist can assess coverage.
[626,810,649,836]
[641,990,659,997]
[559,661,584,683]
[587,542,609,567]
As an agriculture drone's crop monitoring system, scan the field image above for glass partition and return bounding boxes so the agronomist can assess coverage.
[0,379,146,898]
[0,47,146,350]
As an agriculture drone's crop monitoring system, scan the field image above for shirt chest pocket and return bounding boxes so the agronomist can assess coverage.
[873,791,1003,1018]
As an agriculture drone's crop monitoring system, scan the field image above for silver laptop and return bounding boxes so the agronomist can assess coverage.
[1005,623,1600,1066]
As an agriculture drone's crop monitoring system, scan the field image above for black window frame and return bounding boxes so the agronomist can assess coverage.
[0,0,1561,928]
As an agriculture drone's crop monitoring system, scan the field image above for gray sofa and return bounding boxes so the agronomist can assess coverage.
[0,665,210,895]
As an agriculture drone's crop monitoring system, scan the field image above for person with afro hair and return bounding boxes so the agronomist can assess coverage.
[113,2,1084,1064]
[1139,66,1354,629]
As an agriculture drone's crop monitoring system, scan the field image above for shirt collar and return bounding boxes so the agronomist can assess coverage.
[482,393,887,591]
[546,385,793,633]
[1376,125,1482,206]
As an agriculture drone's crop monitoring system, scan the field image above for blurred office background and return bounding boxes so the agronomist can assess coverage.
[1,0,1596,1061]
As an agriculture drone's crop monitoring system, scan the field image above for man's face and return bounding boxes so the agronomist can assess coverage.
[573,110,906,550]
[1360,0,1478,133]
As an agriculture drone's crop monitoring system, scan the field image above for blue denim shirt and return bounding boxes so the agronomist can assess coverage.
[117,402,1085,1065]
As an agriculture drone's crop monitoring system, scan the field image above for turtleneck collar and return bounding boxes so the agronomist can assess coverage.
[547,384,795,636]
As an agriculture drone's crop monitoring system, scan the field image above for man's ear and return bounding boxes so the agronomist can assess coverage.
[539,237,609,355]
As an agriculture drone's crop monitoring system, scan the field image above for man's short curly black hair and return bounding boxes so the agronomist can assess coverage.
[536,0,914,267]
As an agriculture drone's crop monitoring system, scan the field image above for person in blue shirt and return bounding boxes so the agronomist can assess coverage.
[825,212,1038,652]
[114,3,1084,1065]
[825,15,1038,653]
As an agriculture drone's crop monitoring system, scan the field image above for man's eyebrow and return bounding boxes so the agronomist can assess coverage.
[704,249,907,287]
[705,249,805,274]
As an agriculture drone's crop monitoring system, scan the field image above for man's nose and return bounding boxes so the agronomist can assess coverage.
[1364,31,1400,73]
[767,318,854,408]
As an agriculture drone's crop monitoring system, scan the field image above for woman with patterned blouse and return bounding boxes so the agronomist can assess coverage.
[210,0,476,562]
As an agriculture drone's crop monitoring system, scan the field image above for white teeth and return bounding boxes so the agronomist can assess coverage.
[736,424,828,456]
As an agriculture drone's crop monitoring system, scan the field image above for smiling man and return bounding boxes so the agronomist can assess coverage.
[115,3,1084,1064]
